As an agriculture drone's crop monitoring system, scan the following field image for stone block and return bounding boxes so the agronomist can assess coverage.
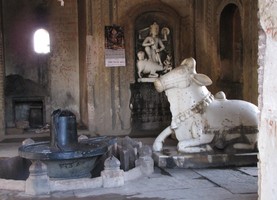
[118,146,130,171]
[135,157,154,176]
[101,169,124,188]
[117,136,140,171]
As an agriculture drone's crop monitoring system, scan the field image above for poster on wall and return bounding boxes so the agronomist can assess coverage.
[104,26,126,67]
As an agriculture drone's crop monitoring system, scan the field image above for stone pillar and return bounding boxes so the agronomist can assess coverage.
[135,145,154,176]
[25,160,50,195]
[101,156,124,188]
[258,1,277,199]
[0,17,5,140]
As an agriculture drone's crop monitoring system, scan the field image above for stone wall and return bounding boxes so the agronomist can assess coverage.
[0,0,259,138]
[83,0,258,135]
[193,0,258,104]
[85,0,193,135]
[258,1,277,199]
[2,0,45,83]
[85,0,135,135]
[0,1,53,136]
[0,10,4,139]
[48,0,80,120]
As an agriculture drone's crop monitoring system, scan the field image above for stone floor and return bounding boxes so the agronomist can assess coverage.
[0,166,258,200]
[0,140,258,200]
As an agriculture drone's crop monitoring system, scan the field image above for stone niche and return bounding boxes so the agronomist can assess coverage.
[130,7,181,137]
[5,75,48,133]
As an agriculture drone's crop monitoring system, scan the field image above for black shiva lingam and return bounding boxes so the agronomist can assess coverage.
[19,109,115,179]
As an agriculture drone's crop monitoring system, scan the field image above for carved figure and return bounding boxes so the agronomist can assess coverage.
[137,51,164,78]
[142,22,165,66]
[153,58,259,153]
[163,54,173,73]
[161,27,170,42]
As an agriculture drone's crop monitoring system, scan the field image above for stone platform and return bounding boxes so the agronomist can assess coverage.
[153,147,258,168]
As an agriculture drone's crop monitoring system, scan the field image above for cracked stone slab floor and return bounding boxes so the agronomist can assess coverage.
[0,166,258,200]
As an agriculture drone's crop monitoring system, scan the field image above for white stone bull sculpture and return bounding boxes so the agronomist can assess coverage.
[153,57,259,153]
[137,51,164,78]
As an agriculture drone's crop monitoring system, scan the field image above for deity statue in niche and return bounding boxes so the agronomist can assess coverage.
[142,22,165,65]
[136,22,172,82]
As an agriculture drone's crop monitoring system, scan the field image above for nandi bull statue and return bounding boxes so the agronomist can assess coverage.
[153,57,259,153]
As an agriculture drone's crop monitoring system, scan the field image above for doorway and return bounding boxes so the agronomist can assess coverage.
[218,4,243,99]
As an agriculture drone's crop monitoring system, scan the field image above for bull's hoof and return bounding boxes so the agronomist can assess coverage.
[233,143,255,150]
[178,147,203,153]
[149,73,158,78]
[153,141,163,152]
[178,144,213,153]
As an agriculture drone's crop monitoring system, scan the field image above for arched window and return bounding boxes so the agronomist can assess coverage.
[33,29,50,54]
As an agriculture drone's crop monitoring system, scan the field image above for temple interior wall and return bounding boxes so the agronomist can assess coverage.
[0,0,259,137]
[0,0,277,198]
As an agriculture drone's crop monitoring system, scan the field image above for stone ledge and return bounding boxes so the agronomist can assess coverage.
[0,179,25,191]
[153,148,258,168]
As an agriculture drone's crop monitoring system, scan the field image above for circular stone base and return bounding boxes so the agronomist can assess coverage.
[18,136,116,179]
[44,157,98,178]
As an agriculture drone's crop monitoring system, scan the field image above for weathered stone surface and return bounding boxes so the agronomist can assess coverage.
[50,177,103,192]
[195,168,258,194]
[0,179,25,192]
[0,156,31,180]
[74,167,257,200]
[258,1,277,199]
[237,167,258,177]
[153,147,257,168]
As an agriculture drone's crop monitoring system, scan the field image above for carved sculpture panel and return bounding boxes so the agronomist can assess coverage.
[130,13,175,136]
[135,21,174,82]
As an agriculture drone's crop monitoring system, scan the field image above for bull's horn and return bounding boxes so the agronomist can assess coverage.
[180,57,196,67]
[191,74,212,86]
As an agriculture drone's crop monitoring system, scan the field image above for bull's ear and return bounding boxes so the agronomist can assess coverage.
[191,74,212,86]
[180,58,188,66]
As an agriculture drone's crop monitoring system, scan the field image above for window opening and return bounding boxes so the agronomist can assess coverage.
[34,29,50,54]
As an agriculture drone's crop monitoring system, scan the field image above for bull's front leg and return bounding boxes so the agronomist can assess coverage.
[233,133,257,150]
[177,134,214,153]
[176,118,214,153]
[153,126,173,151]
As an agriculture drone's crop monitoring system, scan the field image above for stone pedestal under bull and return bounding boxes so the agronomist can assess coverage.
[153,57,259,153]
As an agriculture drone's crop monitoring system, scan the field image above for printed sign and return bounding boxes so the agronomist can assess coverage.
[104,26,126,67]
